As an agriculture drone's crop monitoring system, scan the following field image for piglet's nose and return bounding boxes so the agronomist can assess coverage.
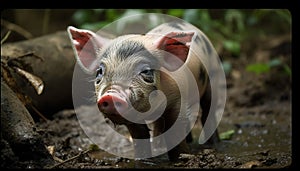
[98,93,128,115]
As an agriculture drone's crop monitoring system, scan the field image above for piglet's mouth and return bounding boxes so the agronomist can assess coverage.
[102,111,131,125]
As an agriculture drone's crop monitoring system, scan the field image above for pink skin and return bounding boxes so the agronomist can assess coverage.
[98,93,128,116]
[97,91,130,124]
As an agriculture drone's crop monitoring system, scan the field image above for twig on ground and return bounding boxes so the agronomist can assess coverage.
[1,30,11,44]
[47,149,92,169]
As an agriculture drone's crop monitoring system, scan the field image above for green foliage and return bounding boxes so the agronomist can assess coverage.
[219,129,235,140]
[223,40,241,56]
[71,9,290,58]
[246,58,291,76]
[180,9,290,57]
[167,9,184,17]
[246,63,271,75]
[179,9,244,56]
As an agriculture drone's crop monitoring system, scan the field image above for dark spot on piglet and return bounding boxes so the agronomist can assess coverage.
[199,67,207,84]
[167,22,184,30]
[102,40,149,60]
[194,35,201,44]
[201,34,212,55]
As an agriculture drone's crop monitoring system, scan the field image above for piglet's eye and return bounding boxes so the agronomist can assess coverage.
[140,69,152,75]
[95,63,105,84]
[140,68,154,83]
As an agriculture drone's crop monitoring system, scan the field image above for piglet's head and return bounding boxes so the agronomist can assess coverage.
[67,26,195,124]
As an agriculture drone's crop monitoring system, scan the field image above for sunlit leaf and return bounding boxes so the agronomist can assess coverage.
[167,9,184,17]
[219,129,235,140]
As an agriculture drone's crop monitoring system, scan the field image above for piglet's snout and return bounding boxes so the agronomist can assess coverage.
[98,92,128,115]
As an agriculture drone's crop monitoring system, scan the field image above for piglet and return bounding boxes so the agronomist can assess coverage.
[67,21,220,161]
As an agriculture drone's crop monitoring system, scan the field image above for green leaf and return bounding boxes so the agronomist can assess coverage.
[106,9,121,21]
[167,9,184,17]
[219,129,235,140]
[246,63,270,74]
[223,40,241,56]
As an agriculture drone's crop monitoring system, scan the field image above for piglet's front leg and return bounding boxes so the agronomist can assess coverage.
[164,117,190,161]
[126,123,152,159]
[153,107,191,161]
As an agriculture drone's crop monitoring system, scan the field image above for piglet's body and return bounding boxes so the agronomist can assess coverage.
[68,21,220,161]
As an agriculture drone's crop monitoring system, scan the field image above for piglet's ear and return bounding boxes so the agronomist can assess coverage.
[154,31,195,71]
[67,26,110,73]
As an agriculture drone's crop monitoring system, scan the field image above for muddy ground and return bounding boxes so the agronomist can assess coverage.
[2,33,292,169]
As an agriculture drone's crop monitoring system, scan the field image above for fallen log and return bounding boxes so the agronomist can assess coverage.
[1,80,54,168]
[1,31,76,115]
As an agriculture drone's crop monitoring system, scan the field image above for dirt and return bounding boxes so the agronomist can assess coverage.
[2,34,292,169]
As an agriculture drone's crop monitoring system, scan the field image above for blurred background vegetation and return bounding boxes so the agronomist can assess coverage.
[1,9,291,76]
